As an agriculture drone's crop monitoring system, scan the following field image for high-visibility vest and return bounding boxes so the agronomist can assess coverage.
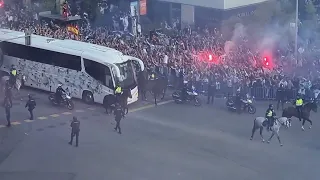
[11,70,17,76]
[115,86,122,94]
[267,110,273,117]
[296,99,303,106]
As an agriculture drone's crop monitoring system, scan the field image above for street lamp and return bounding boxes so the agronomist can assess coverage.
[294,0,298,64]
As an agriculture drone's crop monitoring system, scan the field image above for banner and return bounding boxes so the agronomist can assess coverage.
[130,1,138,17]
[140,0,147,15]
[67,25,79,35]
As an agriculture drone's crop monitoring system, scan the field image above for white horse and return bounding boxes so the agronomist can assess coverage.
[250,117,291,146]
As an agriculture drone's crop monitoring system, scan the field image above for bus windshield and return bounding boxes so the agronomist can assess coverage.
[115,61,136,88]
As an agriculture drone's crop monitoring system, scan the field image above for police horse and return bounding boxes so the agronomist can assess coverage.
[250,117,290,146]
[1,74,24,95]
[282,101,317,131]
[141,76,168,105]
[103,89,131,115]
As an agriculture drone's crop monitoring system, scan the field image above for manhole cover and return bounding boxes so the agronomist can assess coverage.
[47,125,56,128]
[36,128,44,131]
[59,122,67,126]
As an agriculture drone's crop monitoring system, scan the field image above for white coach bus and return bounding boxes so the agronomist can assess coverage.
[0,29,144,104]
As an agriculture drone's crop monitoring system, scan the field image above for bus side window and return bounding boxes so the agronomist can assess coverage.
[84,59,113,89]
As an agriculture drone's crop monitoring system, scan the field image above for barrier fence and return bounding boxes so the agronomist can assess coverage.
[165,72,298,101]
[167,80,298,100]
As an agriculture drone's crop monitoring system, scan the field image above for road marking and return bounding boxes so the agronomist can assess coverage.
[129,100,173,113]
[11,122,21,125]
[50,114,60,117]
[37,116,48,120]
[24,120,34,123]
[0,100,173,128]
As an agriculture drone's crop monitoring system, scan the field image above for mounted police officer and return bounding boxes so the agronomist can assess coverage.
[9,65,17,87]
[114,103,124,134]
[69,116,80,147]
[25,94,36,120]
[265,104,276,131]
[115,82,123,104]
[295,94,303,121]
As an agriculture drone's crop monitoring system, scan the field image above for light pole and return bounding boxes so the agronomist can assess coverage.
[294,0,298,64]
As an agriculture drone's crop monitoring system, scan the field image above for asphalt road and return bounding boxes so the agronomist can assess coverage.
[0,89,319,180]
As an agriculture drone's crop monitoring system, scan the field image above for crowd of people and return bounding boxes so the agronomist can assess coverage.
[1,1,320,101]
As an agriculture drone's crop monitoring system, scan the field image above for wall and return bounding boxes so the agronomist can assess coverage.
[224,0,269,9]
[157,0,224,9]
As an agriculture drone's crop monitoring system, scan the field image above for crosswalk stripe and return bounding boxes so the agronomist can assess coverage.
[75,110,84,112]
[11,122,21,125]
[87,107,95,110]
[24,120,34,123]
[0,125,6,128]
[62,112,72,115]
[50,114,60,117]
[38,116,48,120]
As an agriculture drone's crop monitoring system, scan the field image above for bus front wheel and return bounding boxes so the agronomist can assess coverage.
[82,91,94,104]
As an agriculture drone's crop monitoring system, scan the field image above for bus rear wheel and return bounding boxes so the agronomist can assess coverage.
[82,91,94,104]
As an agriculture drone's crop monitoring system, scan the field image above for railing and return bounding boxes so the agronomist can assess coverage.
[165,71,299,101]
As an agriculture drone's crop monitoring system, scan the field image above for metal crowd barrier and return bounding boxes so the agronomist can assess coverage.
[165,71,298,101]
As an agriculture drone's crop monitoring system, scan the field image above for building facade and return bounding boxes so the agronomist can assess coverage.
[145,0,270,28]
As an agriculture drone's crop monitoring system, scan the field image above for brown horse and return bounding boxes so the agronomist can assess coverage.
[282,101,317,130]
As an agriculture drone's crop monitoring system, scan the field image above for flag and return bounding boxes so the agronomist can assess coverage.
[67,25,79,35]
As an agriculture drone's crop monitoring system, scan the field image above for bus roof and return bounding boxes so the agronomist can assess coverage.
[0,28,131,65]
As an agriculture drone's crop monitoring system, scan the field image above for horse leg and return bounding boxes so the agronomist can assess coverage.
[267,132,275,143]
[276,132,283,146]
[259,127,265,142]
[154,93,157,106]
[305,118,312,129]
[301,119,306,131]
[250,124,257,140]
[161,88,166,100]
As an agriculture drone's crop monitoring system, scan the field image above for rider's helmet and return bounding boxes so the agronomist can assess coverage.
[269,104,273,109]
[28,94,32,99]
[58,84,62,88]
[73,116,77,121]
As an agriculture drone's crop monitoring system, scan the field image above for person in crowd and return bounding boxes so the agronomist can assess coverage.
[276,84,285,110]
[114,103,124,134]
[4,96,12,127]
[69,116,80,147]
[207,74,215,104]
[25,94,36,120]
[4,80,12,107]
